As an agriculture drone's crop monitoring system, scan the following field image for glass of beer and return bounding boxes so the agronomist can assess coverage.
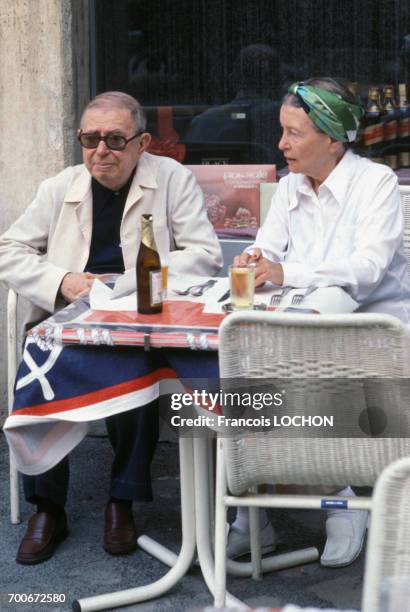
[229,264,255,310]
[154,229,170,298]
[161,262,169,297]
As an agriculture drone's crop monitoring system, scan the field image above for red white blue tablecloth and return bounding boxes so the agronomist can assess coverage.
[4,299,222,476]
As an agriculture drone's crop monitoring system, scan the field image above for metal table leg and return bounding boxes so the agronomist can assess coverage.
[73,437,196,611]
[74,435,250,611]
[193,436,249,610]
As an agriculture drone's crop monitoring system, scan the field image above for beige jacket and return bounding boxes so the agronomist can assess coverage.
[0,152,222,326]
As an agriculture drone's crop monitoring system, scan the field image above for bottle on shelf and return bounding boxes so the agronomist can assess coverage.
[136,213,163,314]
[362,87,384,164]
[382,85,399,170]
[398,83,410,168]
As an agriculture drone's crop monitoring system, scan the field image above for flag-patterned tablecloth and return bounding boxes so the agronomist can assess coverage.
[28,297,225,351]
[4,299,222,476]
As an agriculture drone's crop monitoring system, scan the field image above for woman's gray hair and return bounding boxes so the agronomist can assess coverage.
[81,91,147,131]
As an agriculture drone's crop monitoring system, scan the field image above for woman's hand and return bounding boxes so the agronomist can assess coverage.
[233,247,262,267]
[233,249,283,287]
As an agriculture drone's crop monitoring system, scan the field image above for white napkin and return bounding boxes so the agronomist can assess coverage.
[89,278,137,311]
[166,275,229,303]
[257,285,358,313]
[91,276,357,315]
[289,286,358,314]
[89,275,230,311]
[203,285,358,314]
[112,269,135,298]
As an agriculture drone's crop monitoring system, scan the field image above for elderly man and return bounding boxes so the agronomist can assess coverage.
[228,77,410,568]
[0,91,222,564]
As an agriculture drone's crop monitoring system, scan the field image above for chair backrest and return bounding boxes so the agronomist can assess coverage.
[218,238,253,276]
[362,457,410,612]
[218,311,410,495]
[399,185,410,273]
[217,180,277,275]
[259,182,278,226]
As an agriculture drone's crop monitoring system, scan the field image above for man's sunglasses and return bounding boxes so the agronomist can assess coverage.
[77,130,144,151]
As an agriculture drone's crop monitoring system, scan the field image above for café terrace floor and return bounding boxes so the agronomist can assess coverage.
[0,429,364,612]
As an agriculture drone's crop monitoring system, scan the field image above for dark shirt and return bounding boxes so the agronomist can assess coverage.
[85,170,135,274]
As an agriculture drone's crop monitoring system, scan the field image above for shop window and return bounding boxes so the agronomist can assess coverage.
[93,0,410,170]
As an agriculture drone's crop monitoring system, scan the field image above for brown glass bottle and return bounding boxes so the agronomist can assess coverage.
[362,87,384,163]
[136,214,163,314]
[382,85,399,169]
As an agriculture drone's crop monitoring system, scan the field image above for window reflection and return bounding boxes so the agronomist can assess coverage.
[94,0,410,168]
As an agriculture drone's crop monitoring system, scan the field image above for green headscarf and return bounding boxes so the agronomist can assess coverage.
[288,82,363,142]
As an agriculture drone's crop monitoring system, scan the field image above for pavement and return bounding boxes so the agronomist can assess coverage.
[0,430,365,612]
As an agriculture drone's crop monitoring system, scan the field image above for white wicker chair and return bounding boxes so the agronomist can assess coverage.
[362,456,410,612]
[214,311,410,608]
[7,288,20,523]
[259,182,278,226]
[399,185,410,273]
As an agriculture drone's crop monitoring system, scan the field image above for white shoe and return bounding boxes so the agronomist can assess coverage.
[320,509,368,568]
[226,522,276,559]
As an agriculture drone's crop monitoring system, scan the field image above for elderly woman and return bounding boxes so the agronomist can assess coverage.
[228,77,410,567]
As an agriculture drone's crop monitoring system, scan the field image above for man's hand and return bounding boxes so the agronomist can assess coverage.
[233,249,284,287]
[60,272,96,302]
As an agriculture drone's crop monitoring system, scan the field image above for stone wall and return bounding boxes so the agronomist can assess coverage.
[0,0,90,422]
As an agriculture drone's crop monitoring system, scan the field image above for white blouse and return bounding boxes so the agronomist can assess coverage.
[252,150,410,326]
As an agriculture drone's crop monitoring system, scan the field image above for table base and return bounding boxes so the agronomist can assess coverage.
[73,437,247,611]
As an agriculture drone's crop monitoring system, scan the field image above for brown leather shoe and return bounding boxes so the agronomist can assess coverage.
[104,502,137,555]
[16,512,68,565]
